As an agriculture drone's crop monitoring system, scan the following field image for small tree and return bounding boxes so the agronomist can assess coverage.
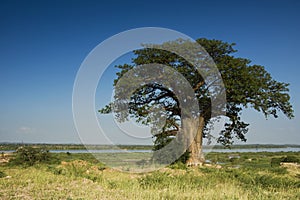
[99,38,294,166]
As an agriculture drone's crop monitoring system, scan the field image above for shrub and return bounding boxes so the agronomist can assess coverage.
[282,155,299,163]
[0,171,6,178]
[271,155,299,167]
[10,146,53,166]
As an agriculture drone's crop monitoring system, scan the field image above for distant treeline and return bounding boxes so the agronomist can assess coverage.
[0,143,299,151]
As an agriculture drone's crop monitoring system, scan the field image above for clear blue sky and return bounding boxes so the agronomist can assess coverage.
[0,0,299,144]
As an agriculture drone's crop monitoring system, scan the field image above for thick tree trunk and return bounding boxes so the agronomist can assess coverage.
[186,116,205,166]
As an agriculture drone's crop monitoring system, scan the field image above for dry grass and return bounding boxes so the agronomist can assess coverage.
[1,152,299,200]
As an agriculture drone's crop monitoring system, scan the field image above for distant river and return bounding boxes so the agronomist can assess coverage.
[47,147,300,153]
[205,147,300,153]
[2,147,300,154]
[52,147,300,153]
[50,149,151,153]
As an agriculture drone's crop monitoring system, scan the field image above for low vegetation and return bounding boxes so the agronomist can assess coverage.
[8,146,56,166]
[0,150,299,199]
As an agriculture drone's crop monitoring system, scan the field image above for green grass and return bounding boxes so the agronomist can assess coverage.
[1,151,299,199]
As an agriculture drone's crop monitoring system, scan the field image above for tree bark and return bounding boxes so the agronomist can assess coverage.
[186,116,205,166]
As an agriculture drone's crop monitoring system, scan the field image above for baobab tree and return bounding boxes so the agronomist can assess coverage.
[99,38,293,166]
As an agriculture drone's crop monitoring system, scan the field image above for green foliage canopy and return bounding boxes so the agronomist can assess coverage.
[99,38,294,147]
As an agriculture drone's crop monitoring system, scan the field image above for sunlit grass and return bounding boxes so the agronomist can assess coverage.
[0,151,299,199]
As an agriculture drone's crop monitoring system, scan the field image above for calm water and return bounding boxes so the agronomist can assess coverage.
[2,147,300,154]
[51,147,300,153]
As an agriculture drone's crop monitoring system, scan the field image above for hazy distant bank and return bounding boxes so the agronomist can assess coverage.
[1,143,300,151]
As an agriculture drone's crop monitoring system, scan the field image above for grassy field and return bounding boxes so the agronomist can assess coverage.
[0,151,299,199]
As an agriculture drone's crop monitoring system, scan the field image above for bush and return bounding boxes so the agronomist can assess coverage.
[282,155,299,163]
[10,146,53,166]
[0,171,6,178]
[271,155,299,167]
